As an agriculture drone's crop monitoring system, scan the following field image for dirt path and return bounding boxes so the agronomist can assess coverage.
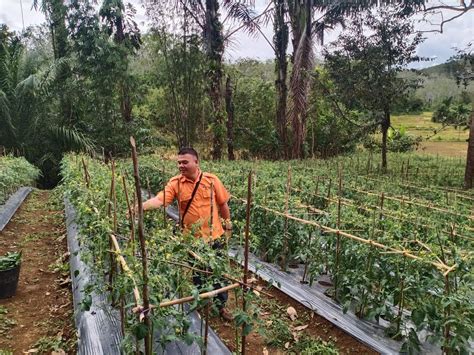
[0,190,75,354]
[209,276,377,354]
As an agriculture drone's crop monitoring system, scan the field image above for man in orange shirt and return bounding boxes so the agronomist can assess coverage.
[142,147,233,320]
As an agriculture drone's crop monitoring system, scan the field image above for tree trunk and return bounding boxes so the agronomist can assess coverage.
[48,0,71,125]
[288,0,313,160]
[205,0,225,160]
[115,11,132,122]
[274,0,289,159]
[225,76,235,161]
[381,110,390,172]
[464,111,474,189]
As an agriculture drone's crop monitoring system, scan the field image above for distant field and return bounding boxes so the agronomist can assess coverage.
[391,112,469,142]
[391,112,469,157]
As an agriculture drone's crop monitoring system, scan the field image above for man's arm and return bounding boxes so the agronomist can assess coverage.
[143,196,163,211]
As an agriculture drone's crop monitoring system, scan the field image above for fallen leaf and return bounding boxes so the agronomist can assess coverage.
[253,290,261,297]
[262,348,269,355]
[23,349,38,354]
[51,350,66,355]
[284,342,290,349]
[256,285,263,292]
[292,332,301,342]
[266,320,273,326]
[248,277,258,284]
[287,306,297,321]
[294,324,308,331]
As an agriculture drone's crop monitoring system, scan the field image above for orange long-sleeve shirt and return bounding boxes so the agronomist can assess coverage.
[157,170,230,241]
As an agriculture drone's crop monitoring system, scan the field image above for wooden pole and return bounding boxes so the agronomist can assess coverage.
[282,166,291,271]
[241,171,252,355]
[122,176,135,251]
[129,137,152,355]
[81,157,90,188]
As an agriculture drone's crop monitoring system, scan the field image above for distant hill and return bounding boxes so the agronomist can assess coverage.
[409,61,473,107]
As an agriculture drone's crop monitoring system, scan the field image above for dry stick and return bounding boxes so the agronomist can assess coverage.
[282,166,291,271]
[158,283,240,308]
[231,195,453,273]
[107,160,117,296]
[379,192,385,221]
[334,167,343,301]
[81,157,90,188]
[435,232,452,352]
[363,175,474,202]
[163,260,274,299]
[349,186,472,220]
[122,176,135,252]
[293,187,474,241]
[129,137,152,355]
[241,171,252,355]
[162,166,167,228]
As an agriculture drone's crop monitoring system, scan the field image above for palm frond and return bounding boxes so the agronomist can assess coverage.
[49,126,96,156]
[223,1,258,36]
[0,90,15,135]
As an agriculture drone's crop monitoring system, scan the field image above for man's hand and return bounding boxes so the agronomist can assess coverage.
[223,218,232,243]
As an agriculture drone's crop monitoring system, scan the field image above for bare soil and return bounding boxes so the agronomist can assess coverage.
[209,275,377,354]
[0,190,75,354]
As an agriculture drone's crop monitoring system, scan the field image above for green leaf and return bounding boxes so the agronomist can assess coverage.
[411,308,425,327]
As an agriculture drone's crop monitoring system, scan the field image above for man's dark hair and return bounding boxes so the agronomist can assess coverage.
[178,147,199,160]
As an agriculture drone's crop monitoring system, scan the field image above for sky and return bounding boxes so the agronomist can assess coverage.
[0,0,472,68]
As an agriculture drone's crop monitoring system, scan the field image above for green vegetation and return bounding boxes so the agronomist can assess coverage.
[0,252,21,272]
[137,152,473,353]
[0,156,40,204]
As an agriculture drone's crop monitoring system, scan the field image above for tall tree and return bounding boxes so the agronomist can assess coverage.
[157,0,256,159]
[100,0,141,122]
[273,0,289,158]
[324,7,425,170]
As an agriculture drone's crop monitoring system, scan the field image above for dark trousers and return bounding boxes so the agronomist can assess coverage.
[192,240,228,309]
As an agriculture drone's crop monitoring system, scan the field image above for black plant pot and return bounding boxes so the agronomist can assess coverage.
[0,264,21,299]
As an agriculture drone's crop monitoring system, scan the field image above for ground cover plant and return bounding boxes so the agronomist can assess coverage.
[0,156,40,205]
[136,151,473,354]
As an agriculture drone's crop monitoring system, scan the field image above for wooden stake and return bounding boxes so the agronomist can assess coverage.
[81,157,90,188]
[122,176,135,252]
[129,137,152,355]
[242,171,252,355]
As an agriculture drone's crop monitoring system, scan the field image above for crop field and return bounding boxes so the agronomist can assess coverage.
[111,151,473,354]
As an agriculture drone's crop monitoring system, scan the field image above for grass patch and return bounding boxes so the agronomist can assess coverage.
[392,112,469,142]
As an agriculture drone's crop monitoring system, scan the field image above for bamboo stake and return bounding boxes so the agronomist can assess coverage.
[110,234,141,306]
[293,188,473,241]
[231,195,454,272]
[130,137,152,355]
[158,283,240,308]
[242,171,252,355]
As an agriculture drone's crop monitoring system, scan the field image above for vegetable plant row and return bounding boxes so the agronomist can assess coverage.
[61,153,341,354]
[0,155,40,205]
[134,152,473,354]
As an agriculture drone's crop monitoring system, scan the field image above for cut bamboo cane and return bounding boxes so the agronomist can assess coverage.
[158,283,240,308]
[231,195,455,273]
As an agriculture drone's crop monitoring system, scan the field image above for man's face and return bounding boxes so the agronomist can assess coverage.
[177,153,199,179]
